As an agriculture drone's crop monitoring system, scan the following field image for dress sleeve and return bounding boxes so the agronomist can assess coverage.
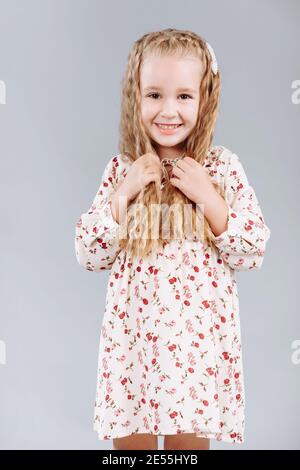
[210,150,271,271]
[75,155,122,272]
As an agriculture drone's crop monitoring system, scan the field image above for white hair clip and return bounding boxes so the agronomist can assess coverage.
[205,41,218,75]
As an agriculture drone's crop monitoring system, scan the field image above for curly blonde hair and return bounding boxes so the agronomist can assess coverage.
[117,28,225,259]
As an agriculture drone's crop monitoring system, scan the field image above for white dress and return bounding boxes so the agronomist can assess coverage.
[75,145,271,444]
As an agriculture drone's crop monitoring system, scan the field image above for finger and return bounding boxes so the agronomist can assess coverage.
[145,172,160,184]
[183,156,197,167]
[172,163,185,175]
[175,159,191,172]
[169,177,183,189]
[171,165,184,177]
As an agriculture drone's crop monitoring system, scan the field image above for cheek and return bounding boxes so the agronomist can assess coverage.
[184,103,199,122]
[141,101,157,121]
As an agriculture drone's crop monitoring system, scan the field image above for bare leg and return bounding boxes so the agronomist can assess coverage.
[164,433,210,450]
[113,433,158,450]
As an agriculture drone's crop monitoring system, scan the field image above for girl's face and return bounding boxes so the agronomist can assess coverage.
[140,54,203,159]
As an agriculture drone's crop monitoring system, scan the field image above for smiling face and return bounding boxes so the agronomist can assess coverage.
[140,54,203,160]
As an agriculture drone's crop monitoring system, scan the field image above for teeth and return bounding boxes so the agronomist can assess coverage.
[157,124,181,129]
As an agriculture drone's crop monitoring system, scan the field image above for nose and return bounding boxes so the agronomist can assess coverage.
[159,98,178,119]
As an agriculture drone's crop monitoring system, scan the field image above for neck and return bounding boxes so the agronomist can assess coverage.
[155,144,186,161]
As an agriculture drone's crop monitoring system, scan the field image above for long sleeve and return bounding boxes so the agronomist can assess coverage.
[210,150,271,271]
[75,155,122,272]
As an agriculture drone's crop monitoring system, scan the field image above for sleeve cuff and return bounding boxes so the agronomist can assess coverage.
[210,202,257,254]
[83,199,121,247]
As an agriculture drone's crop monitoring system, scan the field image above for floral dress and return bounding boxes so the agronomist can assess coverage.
[75,145,271,444]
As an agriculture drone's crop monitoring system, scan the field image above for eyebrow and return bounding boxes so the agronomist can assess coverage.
[143,86,198,93]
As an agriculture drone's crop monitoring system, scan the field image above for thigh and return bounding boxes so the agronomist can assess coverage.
[164,433,210,450]
[113,433,158,450]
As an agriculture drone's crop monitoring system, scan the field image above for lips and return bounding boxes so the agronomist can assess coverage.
[155,123,183,127]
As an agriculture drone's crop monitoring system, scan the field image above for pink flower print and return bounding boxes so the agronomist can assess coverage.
[189,386,199,400]
[116,354,126,362]
[101,325,107,339]
[187,352,197,367]
[143,416,150,431]
[137,351,143,364]
[159,375,167,382]
[165,320,177,329]
[183,284,192,299]
[182,251,191,266]
[166,388,177,395]
[185,319,195,334]
[152,342,160,358]
[134,285,140,298]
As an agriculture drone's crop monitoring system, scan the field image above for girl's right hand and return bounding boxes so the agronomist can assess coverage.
[116,152,162,202]
[110,153,162,224]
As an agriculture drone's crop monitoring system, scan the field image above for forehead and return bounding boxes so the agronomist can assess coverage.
[140,54,203,90]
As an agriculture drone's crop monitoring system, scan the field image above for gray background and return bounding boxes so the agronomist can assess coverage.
[0,0,299,450]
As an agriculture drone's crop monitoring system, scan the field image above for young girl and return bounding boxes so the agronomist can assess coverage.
[75,28,271,451]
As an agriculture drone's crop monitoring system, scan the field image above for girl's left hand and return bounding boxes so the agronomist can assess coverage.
[169,156,216,205]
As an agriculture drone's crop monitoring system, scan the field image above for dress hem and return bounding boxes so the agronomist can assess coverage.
[93,422,244,444]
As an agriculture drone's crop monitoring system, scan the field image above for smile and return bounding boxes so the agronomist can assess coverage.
[155,123,183,134]
[155,123,182,129]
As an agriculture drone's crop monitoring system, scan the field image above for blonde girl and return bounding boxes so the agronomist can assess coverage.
[75,28,271,450]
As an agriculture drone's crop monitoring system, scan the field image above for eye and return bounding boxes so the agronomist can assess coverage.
[146,93,193,100]
[179,94,192,100]
[147,93,160,99]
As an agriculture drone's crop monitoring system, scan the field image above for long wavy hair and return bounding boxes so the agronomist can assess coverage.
[117,28,225,260]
